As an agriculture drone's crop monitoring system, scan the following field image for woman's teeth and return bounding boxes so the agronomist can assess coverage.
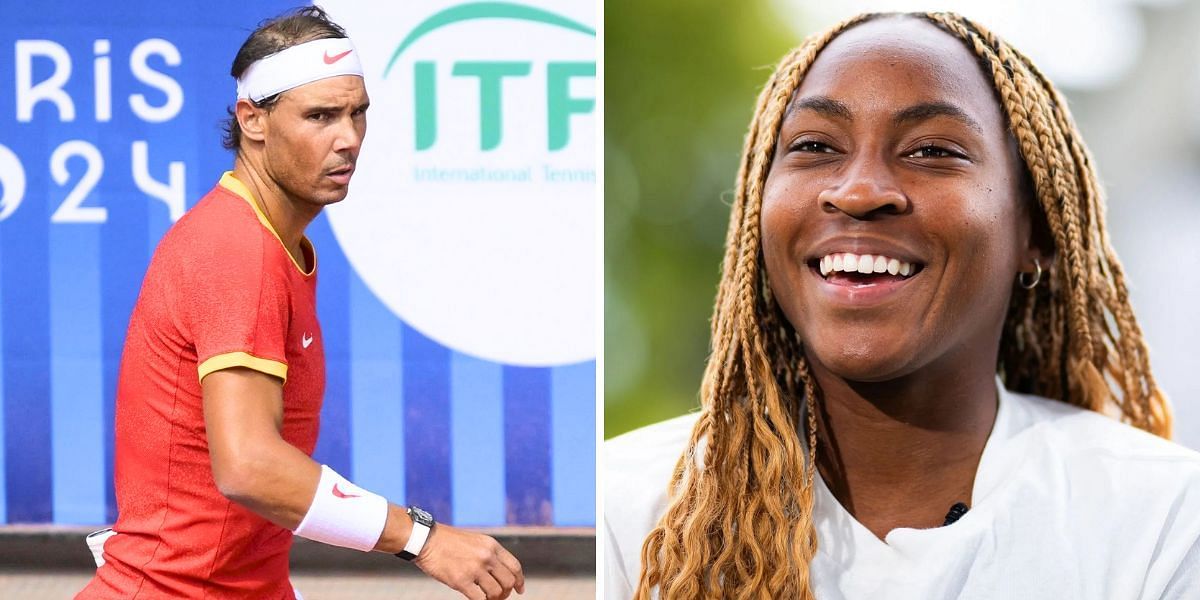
[819,253,915,278]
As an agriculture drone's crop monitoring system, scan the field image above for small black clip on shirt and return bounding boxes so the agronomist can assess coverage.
[942,502,969,526]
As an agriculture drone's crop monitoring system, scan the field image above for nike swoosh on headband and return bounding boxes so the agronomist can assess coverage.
[323,49,352,65]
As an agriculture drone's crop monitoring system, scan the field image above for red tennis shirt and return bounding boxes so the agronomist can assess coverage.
[78,172,325,599]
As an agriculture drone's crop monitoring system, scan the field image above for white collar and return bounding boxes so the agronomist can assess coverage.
[810,377,1024,549]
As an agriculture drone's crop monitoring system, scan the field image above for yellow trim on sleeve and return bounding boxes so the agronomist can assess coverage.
[217,171,317,277]
[198,351,288,383]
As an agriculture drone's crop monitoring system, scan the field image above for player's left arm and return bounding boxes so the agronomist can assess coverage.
[202,365,321,528]
[203,366,524,600]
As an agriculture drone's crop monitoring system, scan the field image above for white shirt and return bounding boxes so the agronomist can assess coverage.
[605,383,1200,599]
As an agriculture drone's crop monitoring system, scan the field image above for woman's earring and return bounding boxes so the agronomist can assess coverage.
[1019,258,1043,289]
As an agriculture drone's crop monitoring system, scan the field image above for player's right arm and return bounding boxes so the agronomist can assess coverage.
[203,366,525,600]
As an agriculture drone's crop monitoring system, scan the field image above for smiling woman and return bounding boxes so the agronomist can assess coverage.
[604,11,1200,600]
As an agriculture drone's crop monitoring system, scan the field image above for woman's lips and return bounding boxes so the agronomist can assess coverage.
[806,252,925,305]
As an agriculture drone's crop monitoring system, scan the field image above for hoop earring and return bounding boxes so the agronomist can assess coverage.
[1019,259,1042,289]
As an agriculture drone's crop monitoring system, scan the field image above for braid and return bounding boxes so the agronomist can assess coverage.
[635,11,1170,599]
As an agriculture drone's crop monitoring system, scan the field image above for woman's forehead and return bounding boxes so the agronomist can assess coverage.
[791,16,1005,131]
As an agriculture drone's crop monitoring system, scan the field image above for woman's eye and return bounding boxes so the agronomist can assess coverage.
[794,141,834,153]
[908,145,961,159]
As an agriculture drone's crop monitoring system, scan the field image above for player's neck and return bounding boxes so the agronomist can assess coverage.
[231,156,319,262]
[808,355,999,538]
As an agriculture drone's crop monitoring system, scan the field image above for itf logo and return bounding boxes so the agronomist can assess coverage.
[324,1,595,366]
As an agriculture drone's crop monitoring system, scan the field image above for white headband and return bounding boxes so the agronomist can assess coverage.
[236,37,364,102]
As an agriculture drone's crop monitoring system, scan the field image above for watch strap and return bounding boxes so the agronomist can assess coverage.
[395,506,433,561]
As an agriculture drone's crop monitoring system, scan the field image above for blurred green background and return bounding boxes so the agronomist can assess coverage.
[604,1,797,438]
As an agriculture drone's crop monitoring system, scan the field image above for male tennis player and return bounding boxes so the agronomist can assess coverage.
[76,7,523,600]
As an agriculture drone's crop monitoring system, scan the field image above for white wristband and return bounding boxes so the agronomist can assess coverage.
[293,464,388,552]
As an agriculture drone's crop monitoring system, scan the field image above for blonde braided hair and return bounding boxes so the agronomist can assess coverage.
[634,11,1170,599]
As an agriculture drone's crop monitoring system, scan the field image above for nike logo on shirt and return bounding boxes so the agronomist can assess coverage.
[302,333,314,349]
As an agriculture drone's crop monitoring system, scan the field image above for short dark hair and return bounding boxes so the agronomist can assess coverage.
[221,6,348,151]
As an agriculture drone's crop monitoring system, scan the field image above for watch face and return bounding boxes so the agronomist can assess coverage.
[409,506,434,527]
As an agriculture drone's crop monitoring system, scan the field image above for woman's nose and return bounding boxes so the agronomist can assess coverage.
[817,156,909,218]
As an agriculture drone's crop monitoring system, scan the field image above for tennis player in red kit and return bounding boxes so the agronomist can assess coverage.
[77,7,523,600]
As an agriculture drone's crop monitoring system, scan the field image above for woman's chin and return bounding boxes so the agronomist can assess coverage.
[806,344,921,384]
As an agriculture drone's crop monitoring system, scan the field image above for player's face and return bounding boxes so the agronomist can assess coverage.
[263,75,369,207]
[760,17,1039,383]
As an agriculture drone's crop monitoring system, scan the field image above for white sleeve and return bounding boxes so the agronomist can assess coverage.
[604,513,635,600]
[1160,537,1200,600]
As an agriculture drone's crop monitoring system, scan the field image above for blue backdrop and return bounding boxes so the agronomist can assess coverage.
[0,1,595,528]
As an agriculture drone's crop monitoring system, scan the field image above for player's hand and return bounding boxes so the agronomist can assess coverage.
[412,524,525,600]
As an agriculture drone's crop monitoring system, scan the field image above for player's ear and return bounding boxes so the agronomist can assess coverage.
[236,99,268,144]
[1017,161,1055,267]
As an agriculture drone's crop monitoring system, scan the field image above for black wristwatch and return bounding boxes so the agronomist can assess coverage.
[395,505,435,561]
